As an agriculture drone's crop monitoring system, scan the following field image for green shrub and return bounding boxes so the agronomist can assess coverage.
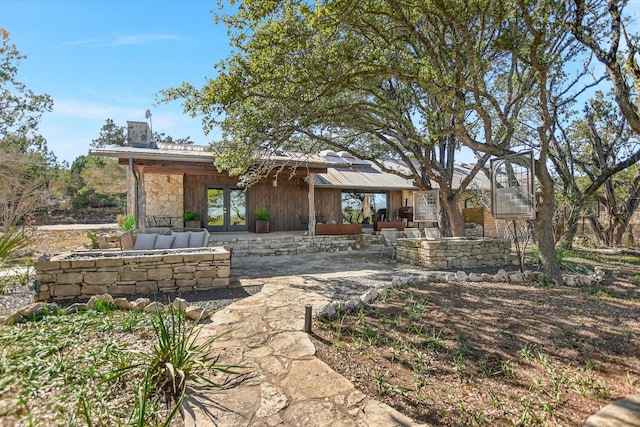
[86,232,99,249]
[115,310,244,422]
[183,210,199,221]
[118,214,136,231]
[255,208,271,220]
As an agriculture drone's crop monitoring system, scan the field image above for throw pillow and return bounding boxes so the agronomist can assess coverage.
[171,231,191,249]
[188,230,208,248]
[133,233,157,250]
[154,234,175,249]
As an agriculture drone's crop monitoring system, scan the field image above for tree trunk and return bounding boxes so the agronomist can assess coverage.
[558,208,582,250]
[439,192,465,237]
[534,167,563,285]
[449,205,466,237]
[612,170,640,246]
[588,216,607,246]
[439,207,452,237]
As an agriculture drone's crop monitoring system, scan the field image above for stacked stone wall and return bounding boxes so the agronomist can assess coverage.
[397,237,512,269]
[145,174,184,217]
[34,248,230,302]
[212,234,368,256]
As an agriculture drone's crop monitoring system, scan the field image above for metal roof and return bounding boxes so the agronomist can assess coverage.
[380,159,491,191]
[89,143,488,191]
[314,162,417,190]
[89,143,345,169]
[89,143,212,163]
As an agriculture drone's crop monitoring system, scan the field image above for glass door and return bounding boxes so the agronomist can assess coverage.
[207,186,247,232]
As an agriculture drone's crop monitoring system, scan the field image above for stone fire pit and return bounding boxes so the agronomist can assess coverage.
[34,247,231,302]
[396,237,512,269]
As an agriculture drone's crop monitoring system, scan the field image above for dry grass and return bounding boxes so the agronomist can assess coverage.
[313,250,640,426]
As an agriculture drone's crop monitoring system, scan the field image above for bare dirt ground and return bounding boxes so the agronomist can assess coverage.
[312,251,640,426]
[24,227,110,257]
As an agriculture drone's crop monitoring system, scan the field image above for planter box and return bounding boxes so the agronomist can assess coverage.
[184,220,201,229]
[315,223,363,235]
[255,219,270,233]
[374,221,406,232]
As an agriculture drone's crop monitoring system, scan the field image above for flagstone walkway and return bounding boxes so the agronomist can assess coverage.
[182,249,428,426]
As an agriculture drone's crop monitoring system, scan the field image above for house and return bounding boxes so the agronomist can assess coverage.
[89,122,506,236]
[89,142,422,234]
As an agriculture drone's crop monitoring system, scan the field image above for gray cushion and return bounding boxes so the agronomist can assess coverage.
[171,231,191,249]
[188,231,208,248]
[154,234,175,249]
[133,233,157,250]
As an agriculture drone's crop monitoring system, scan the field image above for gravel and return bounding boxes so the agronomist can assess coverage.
[0,284,37,317]
[0,281,263,317]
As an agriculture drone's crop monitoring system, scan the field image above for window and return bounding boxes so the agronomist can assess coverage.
[341,192,387,225]
[414,190,439,222]
[490,152,536,219]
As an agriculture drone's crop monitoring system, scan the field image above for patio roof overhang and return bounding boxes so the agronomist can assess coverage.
[314,165,418,191]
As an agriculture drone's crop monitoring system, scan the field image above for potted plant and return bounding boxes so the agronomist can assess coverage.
[255,208,271,233]
[183,210,201,228]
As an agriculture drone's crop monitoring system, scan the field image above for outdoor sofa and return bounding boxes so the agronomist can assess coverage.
[119,228,210,251]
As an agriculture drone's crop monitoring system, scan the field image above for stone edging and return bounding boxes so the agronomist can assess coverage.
[316,267,606,318]
[2,293,211,325]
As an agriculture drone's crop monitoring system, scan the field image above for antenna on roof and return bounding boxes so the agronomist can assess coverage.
[145,109,153,138]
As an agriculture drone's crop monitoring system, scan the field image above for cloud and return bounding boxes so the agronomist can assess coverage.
[62,33,185,47]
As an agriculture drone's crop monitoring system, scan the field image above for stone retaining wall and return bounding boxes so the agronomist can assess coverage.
[397,237,512,269]
[212,234,368,257]
[34,247,231,302]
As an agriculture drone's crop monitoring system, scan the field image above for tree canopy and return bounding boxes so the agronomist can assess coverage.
[0,28,53,149]
[161,0,640,283]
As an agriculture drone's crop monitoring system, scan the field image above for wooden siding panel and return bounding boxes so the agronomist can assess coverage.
[247,176,310,231]
[388,191,403,221]
[184,174,239,223]
[463,208,485,226]
[315,189,341,223]
[483,209,499,237]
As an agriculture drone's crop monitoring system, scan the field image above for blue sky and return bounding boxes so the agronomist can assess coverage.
[4,1,640,167]
[4,0,231,165]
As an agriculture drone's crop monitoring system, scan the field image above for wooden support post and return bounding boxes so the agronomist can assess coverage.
[304,304,312,333]
[308,172,315,236]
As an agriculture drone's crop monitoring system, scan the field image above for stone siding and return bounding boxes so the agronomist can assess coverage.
[396,237,512,269]
[145,174,184,217]
[34,247,230,302]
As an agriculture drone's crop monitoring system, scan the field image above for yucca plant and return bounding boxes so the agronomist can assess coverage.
[147,310,242,397]
[112,310,244,424]
[117,214,136,232]
[0,227,31,261]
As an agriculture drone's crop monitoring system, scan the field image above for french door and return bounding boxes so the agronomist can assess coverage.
[206,186,247,232]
